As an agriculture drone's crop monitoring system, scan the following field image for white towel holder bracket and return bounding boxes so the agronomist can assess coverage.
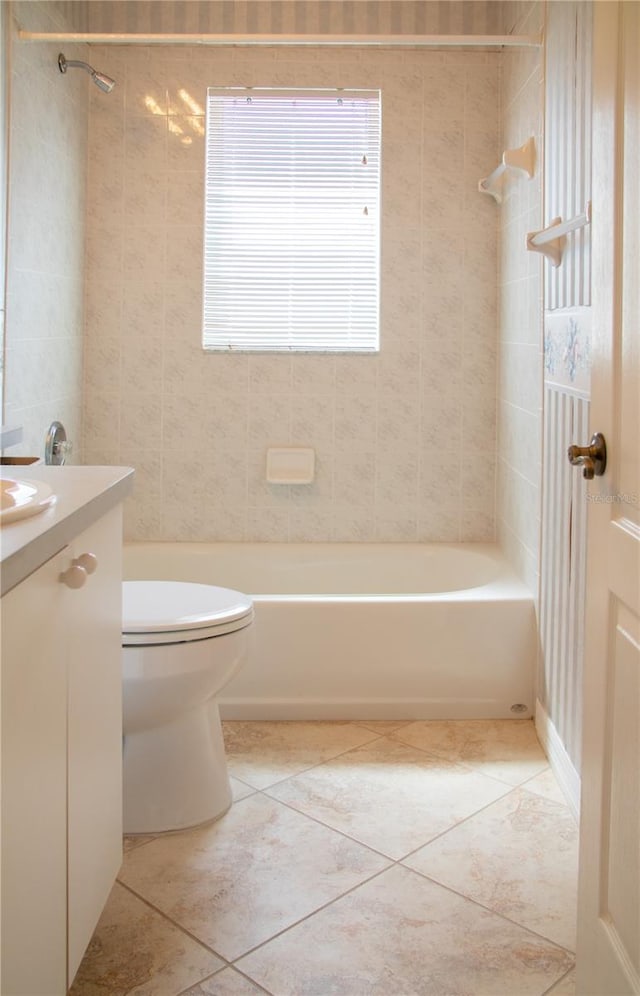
[526,202,592,266]
[478,136,536,204]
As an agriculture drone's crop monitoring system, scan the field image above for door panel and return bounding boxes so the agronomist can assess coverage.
[605,608,639,975]
[576,3,640,993]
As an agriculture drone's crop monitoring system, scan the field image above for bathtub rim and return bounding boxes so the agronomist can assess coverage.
[122,540,535,601]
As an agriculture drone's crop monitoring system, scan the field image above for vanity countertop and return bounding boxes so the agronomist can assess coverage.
[0,465,134,596]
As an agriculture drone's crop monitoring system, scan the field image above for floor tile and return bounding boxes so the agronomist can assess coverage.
[522,768,573,810]
[223,721,379,789]
[123,834,158,853]
[70,883,223,996]
[353,719,413,733]
[267,735,511,859]
[118,793,389,961]
[181,967,271,995]
[236,864,575,996]
[545,967,576,994]
[230,776,255,802]
[404,786,579,949]
[392,719,549,785]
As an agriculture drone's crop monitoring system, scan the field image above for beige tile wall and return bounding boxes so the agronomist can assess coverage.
[496,1,544,591]
[3,2,89,460]
[83,45,500,542]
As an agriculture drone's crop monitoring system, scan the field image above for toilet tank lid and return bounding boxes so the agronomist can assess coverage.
[122,580,253,634]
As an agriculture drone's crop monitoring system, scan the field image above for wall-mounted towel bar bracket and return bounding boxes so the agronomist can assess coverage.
[478,136,536,204]
[526,202,592,266]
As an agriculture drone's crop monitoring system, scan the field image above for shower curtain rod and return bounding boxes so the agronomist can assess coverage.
[18,31,542,48]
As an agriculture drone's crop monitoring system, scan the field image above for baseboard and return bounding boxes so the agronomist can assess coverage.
[219,697,534,722]
[535,699,581,822]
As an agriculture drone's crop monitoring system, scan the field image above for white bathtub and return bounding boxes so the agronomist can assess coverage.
[123,542,536,721]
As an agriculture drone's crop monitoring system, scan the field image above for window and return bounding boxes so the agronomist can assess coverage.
[203,87,381,352]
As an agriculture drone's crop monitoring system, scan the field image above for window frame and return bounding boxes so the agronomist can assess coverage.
[202,86,382,354]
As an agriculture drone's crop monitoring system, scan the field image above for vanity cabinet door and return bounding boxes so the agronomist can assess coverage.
[67,505,123,984]
[1,505,124,991]
[1,547,69,996]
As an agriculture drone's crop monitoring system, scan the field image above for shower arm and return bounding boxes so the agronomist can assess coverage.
[59,56,90,71]
[57,53,115,92]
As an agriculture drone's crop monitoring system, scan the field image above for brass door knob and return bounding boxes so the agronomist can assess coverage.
[567,431,607,480]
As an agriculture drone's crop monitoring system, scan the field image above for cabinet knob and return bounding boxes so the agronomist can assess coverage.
[73,552,98,575]
[60,564,87,589]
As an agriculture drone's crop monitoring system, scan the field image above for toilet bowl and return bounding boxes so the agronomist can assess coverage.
[122,580,254,834]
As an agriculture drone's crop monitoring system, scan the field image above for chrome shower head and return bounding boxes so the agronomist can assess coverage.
[91,69,116,94]
[58,53,116,93]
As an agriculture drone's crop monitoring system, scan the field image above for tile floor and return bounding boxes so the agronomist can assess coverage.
[71,720,579,996]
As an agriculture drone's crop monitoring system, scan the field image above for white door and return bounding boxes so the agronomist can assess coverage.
[575,2,640,994]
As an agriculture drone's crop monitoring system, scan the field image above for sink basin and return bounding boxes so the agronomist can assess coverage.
[0,477,56,524]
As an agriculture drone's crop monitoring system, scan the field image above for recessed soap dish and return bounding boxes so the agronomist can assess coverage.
[266,447,315,485]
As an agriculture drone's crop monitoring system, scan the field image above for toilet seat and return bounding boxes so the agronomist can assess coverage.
[123,581,254,647]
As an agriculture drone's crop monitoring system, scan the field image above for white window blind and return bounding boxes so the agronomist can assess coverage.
[203,87,381,352]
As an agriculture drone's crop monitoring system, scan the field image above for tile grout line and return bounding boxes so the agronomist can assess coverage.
[174,963,275,996]
[226,861,399,966]
[223,730,563,923]
[243,742,521,852]
[114,878,232,964]
[224,727,387,791]
[117,855,395,976]
[117,856,575,996]
[394,771,577,863]
[396,782,520,858]
[388,727,552,783]
[227,723,551,797]
[111,723,572,994]
[116,788,402,974]
[256,786,397,862]
[402,861,577,957]
[222,747,575,958]
[540,963,577,996]
[250,783,578,960]
[122,835,162,854]
[119,782,575,980]
[230,772,260,790]
[254,762,541,867]
[517,768,577,815]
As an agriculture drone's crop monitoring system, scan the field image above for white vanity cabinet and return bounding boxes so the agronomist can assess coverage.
[66,506,124,983]
[1,544,69,994]
[1,504,125,995]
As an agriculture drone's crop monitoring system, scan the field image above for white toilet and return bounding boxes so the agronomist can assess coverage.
[121,580,254,834]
